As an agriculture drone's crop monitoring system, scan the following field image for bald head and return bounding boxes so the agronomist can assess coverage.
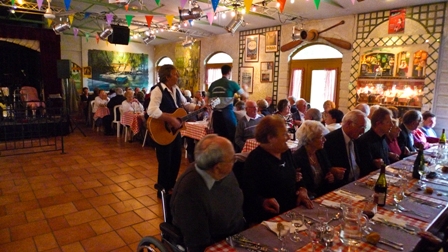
[245,100,257,118]
[195,135,235,180]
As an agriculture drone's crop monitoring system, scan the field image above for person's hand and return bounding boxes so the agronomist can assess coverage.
[325,172,334,183]
[296,188,313,209]
[293,120,302,126]
[373,158,384,169]
[388,152,400,162]
[403,147,411,156]
[295,168,303,182]
[330,167,346,180]
[168,116,182,129]
[262,198,280,214]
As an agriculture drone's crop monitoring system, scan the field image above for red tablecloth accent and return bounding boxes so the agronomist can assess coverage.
[121,111,143,135]
[180,121,211,140]
[93,106,110,120]
[242,139,299,153]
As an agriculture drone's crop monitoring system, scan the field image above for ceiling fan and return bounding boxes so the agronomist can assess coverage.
[280,20,352,52]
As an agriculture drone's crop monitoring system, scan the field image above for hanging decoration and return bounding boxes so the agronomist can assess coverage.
[86,33,90,42]
[63,0,71,11]
[244,0,252,13]
[211,0,219,12]
[166,14,174,27]
[125,4,129,11]
[145,15,153,27]
[207,12,214,25]
[351,0,355,4]
[84,12,91,19]
[277,0,286,13]
[125,15,134,26]
[314,0,320,9]
[106,13,114,25]
[11,0,14,6]
[37,0,43,10]
[68,14,74,25]
[95,33,100,43]
[46,19,52,27]
[180,0,188,9]
[155,0,160,6]
[73,27,79,37]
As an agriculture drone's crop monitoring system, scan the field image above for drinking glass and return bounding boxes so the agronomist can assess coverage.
[392,188,405,213]
[290,213,303,242]
[418,164,427,187]
[317,205,329,223]
[322,225,335,252]
[278,224,290,252]
[308,223,322,252]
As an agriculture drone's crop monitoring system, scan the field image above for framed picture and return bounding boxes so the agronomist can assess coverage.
[240,67,254,93]
[83,66,92,78]
[260,62,273,82]
[265,31,278,52]
[244,35,259,62]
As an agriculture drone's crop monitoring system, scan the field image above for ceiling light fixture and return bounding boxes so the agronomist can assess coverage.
[53,22,71,35]
[98,26,113,40]
[44,0,55,19]
[143,33,156,44]
[179,1,203,21]
[225,13,244,34]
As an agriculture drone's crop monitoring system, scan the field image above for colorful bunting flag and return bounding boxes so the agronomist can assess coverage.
[73,28,78,37]
[166,14,174,27]
[84,12,91,19]
[37,0,43,10]
[145,15,153,27]
[125,15,134,26]
[96,33,100,44]
[86,33,90,42]
[277,0,286,13]
[155,0,160,6]
[314,0,320,9]
[180,0,188,9]
[207,12,214,25]
[106,13,114,25]
[68,14,74,25]
[64,0,71,11]
[211,0,219,12]
[244,0,252,13]
[125,4,129,11]
[351,0,355,4]
[11,0,15,6]
[47,19,52,27]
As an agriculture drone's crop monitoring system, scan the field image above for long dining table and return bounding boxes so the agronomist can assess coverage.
[206,147,448,252]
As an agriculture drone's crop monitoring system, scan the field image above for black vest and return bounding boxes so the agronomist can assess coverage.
[157,83,182,113]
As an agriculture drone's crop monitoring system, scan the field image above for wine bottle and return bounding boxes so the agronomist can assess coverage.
[413,144,424,179]
[374,164,388,207]
[440,129,446,147]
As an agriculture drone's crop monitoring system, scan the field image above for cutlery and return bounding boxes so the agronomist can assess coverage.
[375,218,417,235]
[231,234,274,252]
[397,205,430,218]
[408,196,443,209]
[381,237,404,247]
[379,239,404,250]
[338,189,366,200]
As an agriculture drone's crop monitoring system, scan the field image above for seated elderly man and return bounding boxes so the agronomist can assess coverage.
[257,99,271,116]
[305,108,322,122]
[414,111,439,149]
[397,110,422,157]
[170,135,245,252]
[356,107,393,174]
[234,100,263,152]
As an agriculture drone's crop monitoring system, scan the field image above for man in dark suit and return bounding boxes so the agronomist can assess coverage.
[324,110,368,187]
[397,110,422,158]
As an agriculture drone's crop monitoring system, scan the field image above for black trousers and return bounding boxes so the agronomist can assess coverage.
[212,107,237,143]
[155,134,182,191]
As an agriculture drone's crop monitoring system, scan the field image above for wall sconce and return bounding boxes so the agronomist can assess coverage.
[225,13,244,34]
[53,22,71,35]
[182,36,195,47]
[98,26,114,40]
[179,1,203,21]
[143,34,156,44]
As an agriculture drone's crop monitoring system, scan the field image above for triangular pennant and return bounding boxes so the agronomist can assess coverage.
[166,14,174,27]
[211,0,219,12]
[188,20,192,26]
[47,19,52,27]
[244,0,252,13]
[125,15,133,26]
[96,33,100,43]
[86,33,90,42]
[73,28,79,37]
[207,12,214,25]
[155,0,160,6]
[68,14,74,25]
[314,0,320,9]
[84,12,91,19]
[145,15,153,27]
[64,0,71,11]
[351,0,355,4]
[277,0,286,13]
[106,13,114,25]
[37,0,43,10]
[180,0,188,9]
[11,0,15,6]
[125,4,129,11]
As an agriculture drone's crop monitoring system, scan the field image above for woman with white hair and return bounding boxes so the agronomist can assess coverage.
[293,120,337,198]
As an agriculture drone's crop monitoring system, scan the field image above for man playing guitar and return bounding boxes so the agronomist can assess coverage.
[147,64,188,197]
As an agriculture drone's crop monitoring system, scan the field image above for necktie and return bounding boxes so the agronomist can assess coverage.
[348,140,359,181]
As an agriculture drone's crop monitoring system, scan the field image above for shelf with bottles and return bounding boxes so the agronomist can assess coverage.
[356,77,424,107]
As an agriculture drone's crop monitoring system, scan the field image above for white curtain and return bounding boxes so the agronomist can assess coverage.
[207,68,222,87]
[323,69,336,101]
[289,69,302,99]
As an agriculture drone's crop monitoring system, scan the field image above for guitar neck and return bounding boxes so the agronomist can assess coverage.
[181,107,206,122]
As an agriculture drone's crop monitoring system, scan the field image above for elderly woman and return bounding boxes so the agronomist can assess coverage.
[322,100,336,124]
[242,116,313,224]
[386,119,403,163]
[294,120,337,198]
[275,99,295,137]
[121,90,144,113]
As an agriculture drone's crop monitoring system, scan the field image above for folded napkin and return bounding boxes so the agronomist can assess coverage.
[370,173,401,184]
[262,221,306,235]
[372,213,407,227]
[334,189,365,202]
[321,200,341,209]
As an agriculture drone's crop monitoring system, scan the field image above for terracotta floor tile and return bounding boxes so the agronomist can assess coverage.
[53,223,96,246]
[0,213,27,229]
[127,186,152,198]
[81,231,126,252]
[89,219,113,235]
[61,242,84,252]
[5,199,40,214]
[74,180,103,190]
[87,194,120,207]
[34,232,58,251]
[80,189,98,198]
[108,184,124,193]
[116,226,141,245]
[19,191,36,201]
[10,219,51,241]
[117,182,135,190]
[110,174,136,184]
[111,245,133,252]
[132,221,160,237]
[98,178,115,186]
[64,209,102,226]
[72,199,93,211]
[34,187,65,199]
[110,199,144,214]
[128,178,152,188]
[113,191,133,201]
[0,228,10,244]
[92,185,113,195]
[25,209,45,222]
[0,194,20,206]
[114,167,137,175]
[42,203,78,218]
[106,212,143,230]
[134,207,158,221]
[0,237,36,252]
[61,184,78,193]
[48,216,70,231]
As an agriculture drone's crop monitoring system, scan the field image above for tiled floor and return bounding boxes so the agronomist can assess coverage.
[0,124,189,251]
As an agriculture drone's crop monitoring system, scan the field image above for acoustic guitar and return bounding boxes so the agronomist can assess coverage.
[146,97,220,145]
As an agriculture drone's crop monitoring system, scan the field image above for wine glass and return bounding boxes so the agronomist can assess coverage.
[290,213,303,242]
[317,205,329,223]
[392,188,405,213]
[308,222,322,252]
[277,223,290,252]
[322,225,335,252]
[418,163,427,188]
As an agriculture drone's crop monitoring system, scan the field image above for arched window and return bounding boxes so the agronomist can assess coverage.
[205,52,233,90]
[155,57,174,84]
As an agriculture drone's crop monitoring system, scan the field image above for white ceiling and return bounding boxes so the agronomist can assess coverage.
[2,0,447,45]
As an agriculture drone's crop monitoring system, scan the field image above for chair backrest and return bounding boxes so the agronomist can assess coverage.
[113,105,121,121]
[20,86,39,101]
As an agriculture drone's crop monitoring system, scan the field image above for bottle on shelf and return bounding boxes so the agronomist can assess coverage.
[374,164,388,207]
[413,144,424,179]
